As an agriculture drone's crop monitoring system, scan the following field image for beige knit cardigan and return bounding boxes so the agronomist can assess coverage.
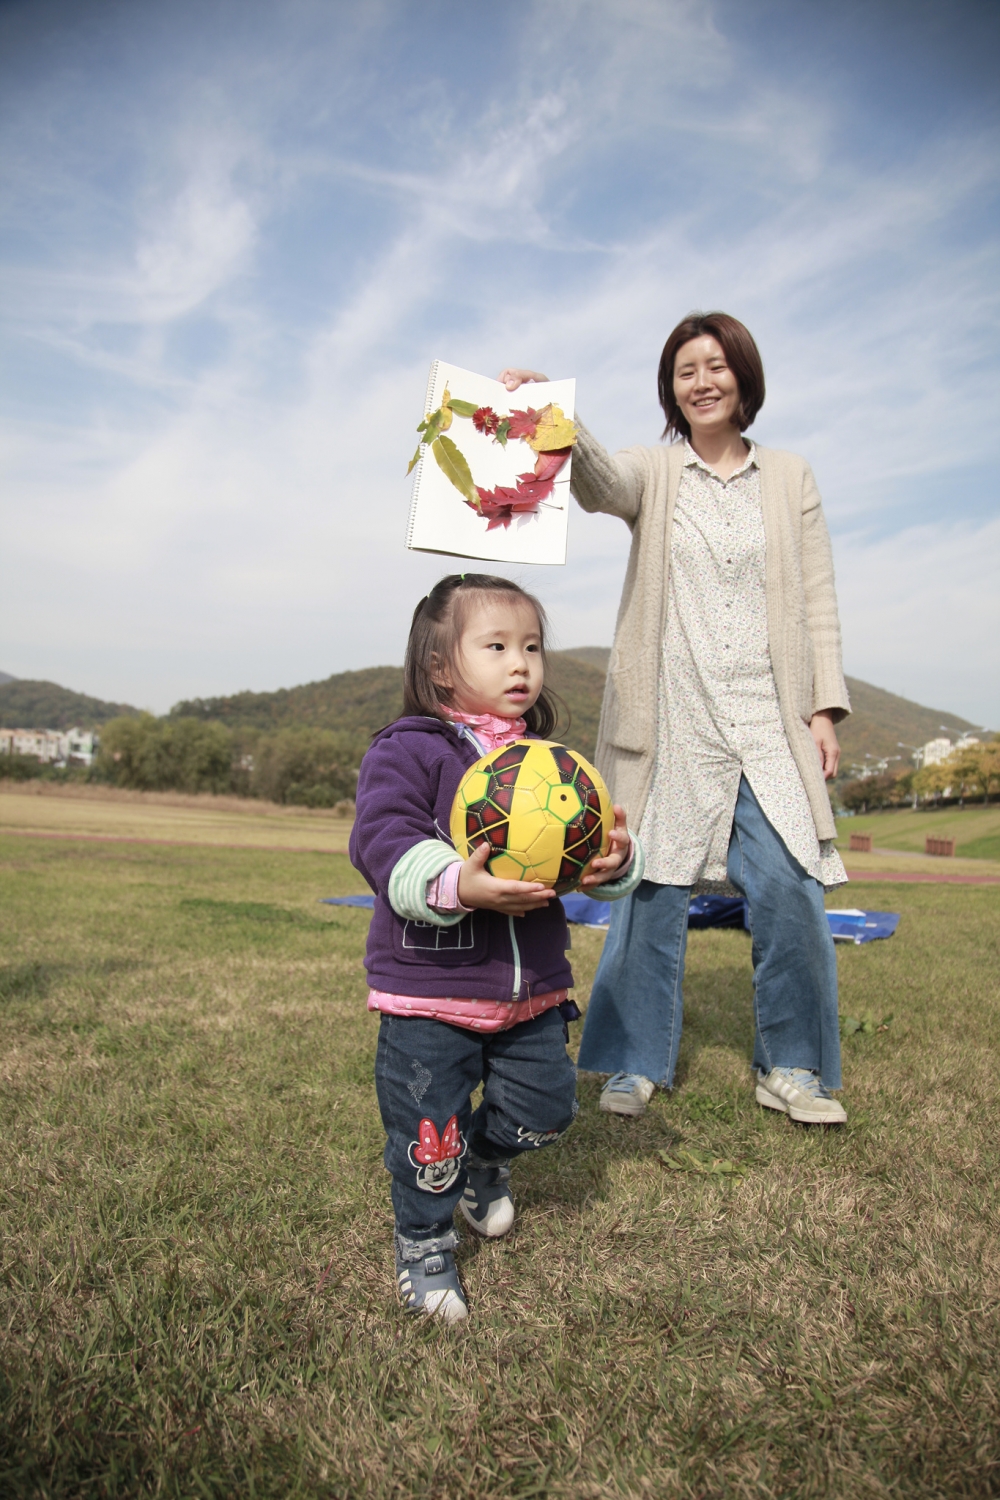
[571,423,851,842]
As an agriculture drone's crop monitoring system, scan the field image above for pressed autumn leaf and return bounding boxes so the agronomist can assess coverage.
[446,398,478,417]
[433,434,479,506]
[506,407,539,441]
[406,442,423,475]
[528,404,576,452]
[513,471,556,504]
[418,404,452,447]
[532,448,571,483]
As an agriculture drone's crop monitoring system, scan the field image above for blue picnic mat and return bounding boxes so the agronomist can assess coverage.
[826,908,901,944]
[320,892,613,925]
[320,894,899,943]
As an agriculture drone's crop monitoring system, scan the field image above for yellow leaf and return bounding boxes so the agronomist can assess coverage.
[438,391,453,431]
[433,434,479,506]
[527,404,576,452]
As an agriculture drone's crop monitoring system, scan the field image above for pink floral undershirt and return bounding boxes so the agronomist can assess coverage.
[368,711,567,1033]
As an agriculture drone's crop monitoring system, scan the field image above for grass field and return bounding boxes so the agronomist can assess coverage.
[0,783,352,853]
[2,813,999,1498]
[835,805,1000,863]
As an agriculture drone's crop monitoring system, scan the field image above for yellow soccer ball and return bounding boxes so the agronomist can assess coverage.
[450,740,613,895]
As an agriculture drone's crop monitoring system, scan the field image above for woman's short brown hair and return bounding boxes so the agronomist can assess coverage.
[657,312,765,441]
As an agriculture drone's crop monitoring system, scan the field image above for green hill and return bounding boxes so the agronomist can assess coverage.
[171,653,609,761]
[0,679,142,730]
[835,678,976,771]
[9,655,979,776]
[560,651,979,772]
[169,652,980,771]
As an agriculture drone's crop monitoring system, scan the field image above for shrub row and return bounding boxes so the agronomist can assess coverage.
[94,715,364,806]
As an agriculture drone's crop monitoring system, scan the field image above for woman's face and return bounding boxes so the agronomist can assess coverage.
[672,335,742,438]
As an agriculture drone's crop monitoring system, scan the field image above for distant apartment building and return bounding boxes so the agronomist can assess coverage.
[921,734,979,768]
[0,727,99,767]
[921,738,953,768]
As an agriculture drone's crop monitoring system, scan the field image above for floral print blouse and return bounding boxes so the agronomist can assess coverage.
[638,442,847,890]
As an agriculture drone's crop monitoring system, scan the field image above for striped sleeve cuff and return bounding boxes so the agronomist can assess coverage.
[582,831,645,902]
[388,841,466,926]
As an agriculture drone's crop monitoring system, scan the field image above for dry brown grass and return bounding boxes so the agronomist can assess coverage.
[0,784,353,851]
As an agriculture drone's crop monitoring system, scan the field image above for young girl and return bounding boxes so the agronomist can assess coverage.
[350,574,644,1322]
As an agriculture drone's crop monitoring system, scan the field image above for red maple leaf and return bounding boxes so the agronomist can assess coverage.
[505,408,539,441]
[513,472,556,504]
[476,483,536,530]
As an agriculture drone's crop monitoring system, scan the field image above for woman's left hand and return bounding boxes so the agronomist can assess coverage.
[497,368,549,392]
[580,805,631,886]
[809,711,840,780]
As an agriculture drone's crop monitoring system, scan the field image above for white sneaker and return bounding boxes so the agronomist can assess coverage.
[756,1067,847,1125]
[458,1161,515,1238]
[600,1072,656,1117]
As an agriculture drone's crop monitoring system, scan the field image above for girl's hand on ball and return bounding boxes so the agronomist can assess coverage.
[497,368,549,391]
[580,805,631,887]
[457,841,556,914]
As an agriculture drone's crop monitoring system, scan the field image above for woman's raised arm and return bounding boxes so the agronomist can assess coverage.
[496,368,645,523]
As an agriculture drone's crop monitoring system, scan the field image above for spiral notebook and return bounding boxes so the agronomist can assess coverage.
[404,361,576,565]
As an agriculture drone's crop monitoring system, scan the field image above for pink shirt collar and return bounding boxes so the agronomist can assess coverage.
[447,709,527,752]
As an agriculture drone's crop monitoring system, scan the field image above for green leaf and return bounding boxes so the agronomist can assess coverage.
[495,418,511,447]
[841,1016,862,1036]
[656,1146,745,1179]
[406,442,423,475]
[446,398,478,417]
[419,408,445,445]
[433,434,479,505]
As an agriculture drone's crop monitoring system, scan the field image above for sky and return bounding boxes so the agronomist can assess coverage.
[1,0,998,727]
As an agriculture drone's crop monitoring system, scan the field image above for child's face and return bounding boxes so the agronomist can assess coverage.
[445,596,544,719]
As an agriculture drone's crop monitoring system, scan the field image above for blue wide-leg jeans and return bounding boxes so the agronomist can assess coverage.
[577,775,841,1089]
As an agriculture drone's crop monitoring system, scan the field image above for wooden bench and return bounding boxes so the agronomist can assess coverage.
[849,833,872,853]
[925,836,955,857]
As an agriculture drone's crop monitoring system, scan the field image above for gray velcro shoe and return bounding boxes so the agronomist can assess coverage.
[395,1230,468,1323]
[756,1067,847,1125]
[458,1158,514,1238]
[600,1072,656,1117]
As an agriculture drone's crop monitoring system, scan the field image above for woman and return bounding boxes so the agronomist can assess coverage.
[500,311,849,1125]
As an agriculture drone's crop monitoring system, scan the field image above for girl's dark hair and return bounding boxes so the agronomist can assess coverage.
[657,311,765,441]
[403,574,562,739]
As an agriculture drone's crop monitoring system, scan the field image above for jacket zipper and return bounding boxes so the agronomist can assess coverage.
[507,915,522,1001]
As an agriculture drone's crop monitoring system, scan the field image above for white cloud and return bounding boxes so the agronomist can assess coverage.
[0,0,997,730]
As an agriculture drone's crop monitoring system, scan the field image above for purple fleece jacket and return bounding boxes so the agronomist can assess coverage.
[349,716,574,1003]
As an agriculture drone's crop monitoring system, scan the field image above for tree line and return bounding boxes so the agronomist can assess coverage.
[0,714,365,809]
[837,739,1000,814]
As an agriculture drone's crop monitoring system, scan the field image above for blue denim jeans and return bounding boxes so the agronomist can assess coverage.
[375,1008,578,1241]
[577,775,841,1089]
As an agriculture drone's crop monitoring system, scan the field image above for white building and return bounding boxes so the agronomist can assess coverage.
[0,726,99,767]
[922,735,979,768]
[65,728,99,766]
[921,738,953,768]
